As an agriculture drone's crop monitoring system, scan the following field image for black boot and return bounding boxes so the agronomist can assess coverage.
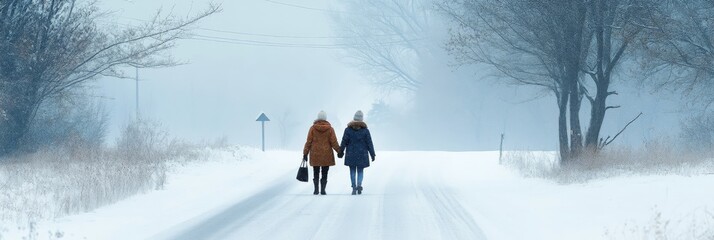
[357,186,363,195]
[320,179,327,195]
[313,179,319,195]
[351,187,357,195]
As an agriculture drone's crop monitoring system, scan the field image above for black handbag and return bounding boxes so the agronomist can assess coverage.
[296,160,309,182]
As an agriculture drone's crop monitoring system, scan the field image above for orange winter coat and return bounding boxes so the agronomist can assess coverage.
[303,120,340,167]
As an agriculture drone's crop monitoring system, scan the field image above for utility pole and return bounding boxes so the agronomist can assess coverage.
[135,67,140,120]
[499,133,505,164]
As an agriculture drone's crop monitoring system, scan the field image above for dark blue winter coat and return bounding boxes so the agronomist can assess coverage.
[340,121,375,168]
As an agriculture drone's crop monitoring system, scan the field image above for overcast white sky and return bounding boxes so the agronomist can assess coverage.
[97,0,376,148]
[93,0,687,151]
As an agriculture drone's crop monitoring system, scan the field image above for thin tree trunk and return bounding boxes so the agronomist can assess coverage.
[585,81,610,151]
[565,2,588,160]
[558,91,571,163]
[569,75,583,159]
[585,0,613,153]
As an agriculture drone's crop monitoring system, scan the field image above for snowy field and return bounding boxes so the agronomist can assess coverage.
[2,149,714,240]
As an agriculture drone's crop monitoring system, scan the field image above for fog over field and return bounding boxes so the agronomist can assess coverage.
[96,0,685,151]
[2,1,713,239]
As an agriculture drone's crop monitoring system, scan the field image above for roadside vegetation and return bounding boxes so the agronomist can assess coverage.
[0,119,239,238]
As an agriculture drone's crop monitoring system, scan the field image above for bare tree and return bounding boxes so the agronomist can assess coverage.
[441,0,590,162]
[641,0,714,107]
[332,0,433,92]
[0,0,219,155]
[275,109,298,149]
[581,0,655,152]
[442,0,666,161]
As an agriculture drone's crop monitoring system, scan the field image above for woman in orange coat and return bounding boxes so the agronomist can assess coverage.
[303,110,341,195]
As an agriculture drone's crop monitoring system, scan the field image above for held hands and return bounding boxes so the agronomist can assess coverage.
[337,151,344,158]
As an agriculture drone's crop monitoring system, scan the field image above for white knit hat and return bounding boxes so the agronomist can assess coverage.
[317,110,327,121]
[353,110,364,121]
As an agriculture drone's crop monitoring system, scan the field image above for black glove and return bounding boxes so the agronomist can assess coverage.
[371,156,376,162]
[302,154,308,161]
[337,152,344,158]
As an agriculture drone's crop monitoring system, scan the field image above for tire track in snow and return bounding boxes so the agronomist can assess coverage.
[294,166,390,240]
[156,171,295,240]
[324,194,387,240]
[381,162,429,239]
[419,165,487,240]
[304,195,351,239]
[251,191,341,239]
[156,154,488,240]
[234,194,323,239]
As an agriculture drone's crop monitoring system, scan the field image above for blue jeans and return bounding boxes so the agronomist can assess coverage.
[349,166,364,188]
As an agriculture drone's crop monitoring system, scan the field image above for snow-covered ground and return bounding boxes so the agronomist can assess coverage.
[3,150,713,239]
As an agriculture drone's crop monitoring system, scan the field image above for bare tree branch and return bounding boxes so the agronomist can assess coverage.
[0,0,220,154]
[600,112,643,149]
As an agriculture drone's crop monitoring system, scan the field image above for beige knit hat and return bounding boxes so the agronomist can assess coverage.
[353,110,364,121]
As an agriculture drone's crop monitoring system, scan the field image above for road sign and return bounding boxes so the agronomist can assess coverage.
[256,113,270,151]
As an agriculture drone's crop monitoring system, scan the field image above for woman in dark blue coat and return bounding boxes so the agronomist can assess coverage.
[339,110,375,195]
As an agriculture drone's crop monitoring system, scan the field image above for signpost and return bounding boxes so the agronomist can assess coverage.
[256,113,270,152]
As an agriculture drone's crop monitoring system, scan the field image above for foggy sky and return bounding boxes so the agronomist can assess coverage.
[98,0,374,146]
[95,0,687,151]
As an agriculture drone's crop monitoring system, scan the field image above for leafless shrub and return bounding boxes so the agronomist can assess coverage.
[501,151,560,178]
[24,95,109,154]
[681,113,714,156]
[605,208,714,240]
[0,119,230,226]
[503,138,714,183]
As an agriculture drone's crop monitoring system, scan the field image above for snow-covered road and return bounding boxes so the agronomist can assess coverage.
[6,150,714,240]
[155,152,487,240]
